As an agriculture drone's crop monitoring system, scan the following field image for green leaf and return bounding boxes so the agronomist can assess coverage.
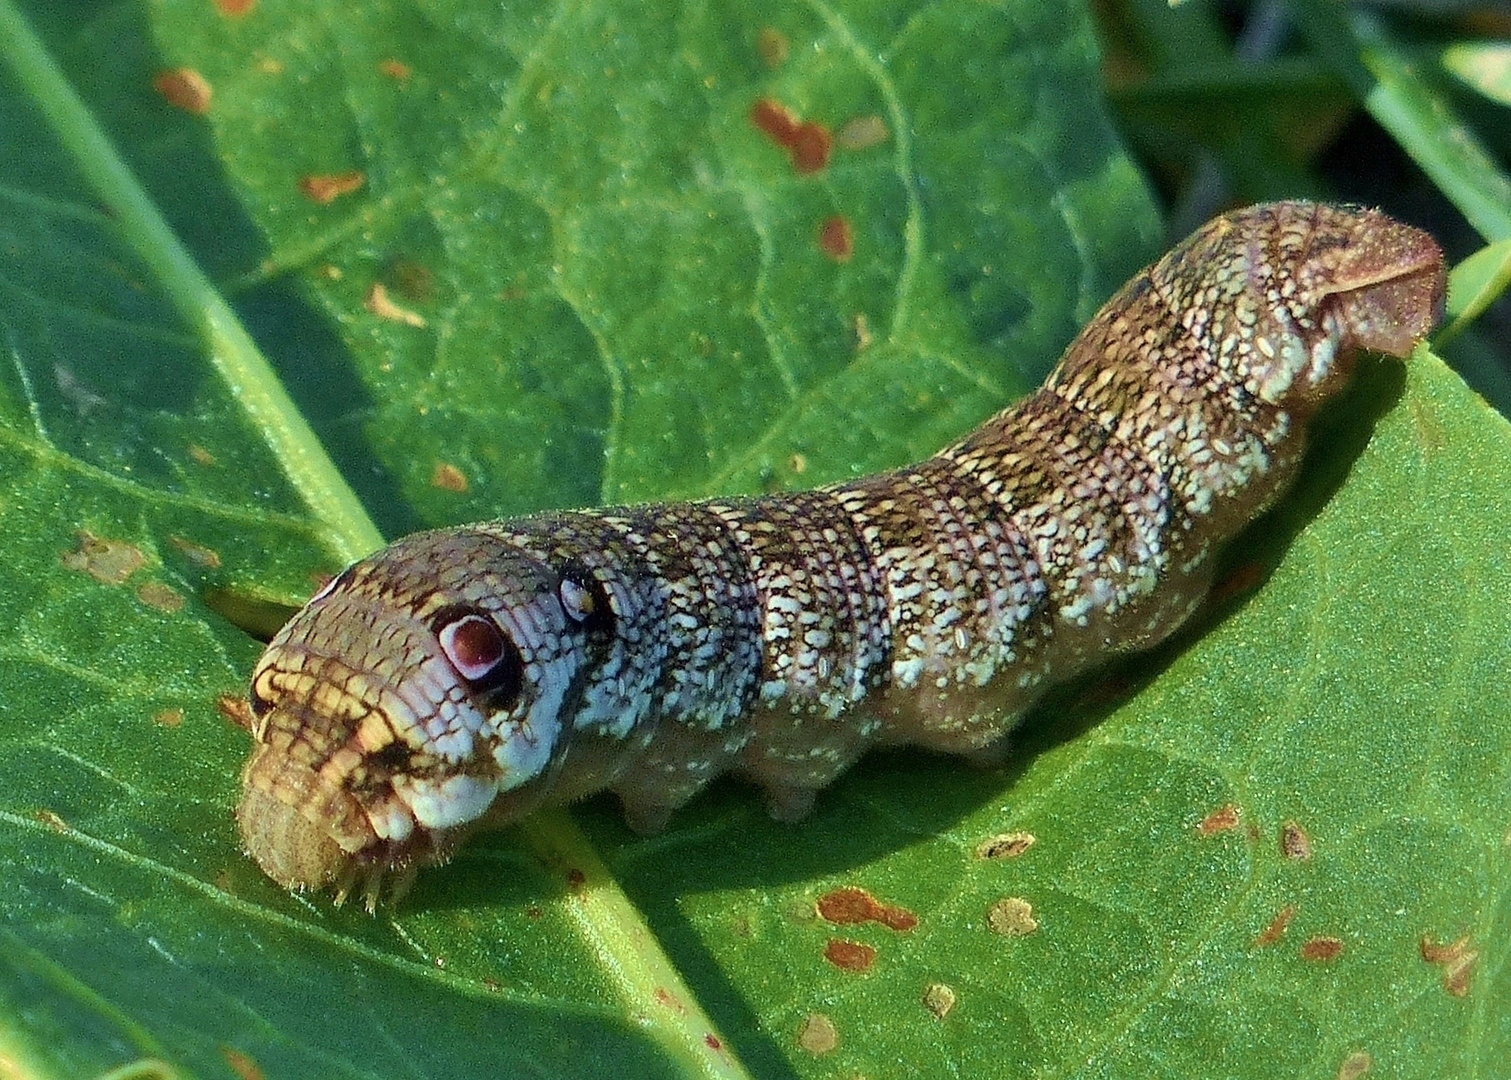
[3,4,1509,1080]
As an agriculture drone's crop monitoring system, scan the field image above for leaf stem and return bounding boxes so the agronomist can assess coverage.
[0,0,383,563]
[524,810,753,1080]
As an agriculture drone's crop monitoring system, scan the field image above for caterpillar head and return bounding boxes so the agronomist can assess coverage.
[1170,202,1446,411]
[235,529,593,906]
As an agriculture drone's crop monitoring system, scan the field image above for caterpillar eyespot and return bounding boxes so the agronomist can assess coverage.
[432,607,519,691]
[234,202,1446,905]
[559,577,595,623]
[557,563,615,636]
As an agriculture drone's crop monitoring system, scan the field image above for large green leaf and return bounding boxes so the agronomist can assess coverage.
[2,2,1507,1079]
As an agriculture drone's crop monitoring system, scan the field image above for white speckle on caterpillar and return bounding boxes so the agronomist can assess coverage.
[237,202,1445,904]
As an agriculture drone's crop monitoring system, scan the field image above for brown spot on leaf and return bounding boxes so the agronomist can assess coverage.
[215,0,255,16]
[1421,934,1478,997]
[749,98,831,174]
[431,462,468,492]
[1418,933,1470,964]
[63,531,146,585]
[704,1033,722,1052]
[153,708,184,729]
[922,982,956,1019]
[1196,803,1240,836]
[137,581,184,613]
[33,809,68,833]
[986,896,1038,936]
[1280,820,1312,860]
[1337,1050,1372,1079]
[153,68,212,114]
[299,171,365,204]
[187,444,216,466]
[1442,955,1476,997]
[566,868,586,892]
[976,831,1036,860]
[1300,935,1343,962]
[797,1012,838,1056]
[750,98,800,146]
[169,535,221,569]
[365,283,426,327]
[818,215,853,262]
[1254,903,1297,947]
[756,27,788,67]
[220,1046,264,1080]
[823,938,876,972]
[378,58,411,81]
[790,122,831,174]
[815,886,918,931]
[216,694,256,733]
[837,114,888,150]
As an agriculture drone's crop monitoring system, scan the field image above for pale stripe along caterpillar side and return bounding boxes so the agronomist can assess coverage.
[236,202,1445,903]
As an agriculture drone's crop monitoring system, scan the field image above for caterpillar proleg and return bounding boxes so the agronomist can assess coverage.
[235,202,1445,902]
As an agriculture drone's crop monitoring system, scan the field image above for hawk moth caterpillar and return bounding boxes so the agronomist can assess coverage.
[236,202,1445,903]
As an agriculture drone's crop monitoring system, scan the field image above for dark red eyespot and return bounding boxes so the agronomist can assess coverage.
[430,605,523,700]
[439,614,505,678]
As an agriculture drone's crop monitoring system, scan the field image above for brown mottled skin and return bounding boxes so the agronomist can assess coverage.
[236,203,1445,904]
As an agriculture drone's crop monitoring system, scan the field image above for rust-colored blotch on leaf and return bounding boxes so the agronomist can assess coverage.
[153,68,212,114]
[749,98,799,145]
[1300,935,1343,961]
[815,886,917,931]
[1253,903,1297,947]
[823,938,876,972]
[749,98,831,174]
[299,171,365,204]
[1196,803,1240,835]
[220,1045,264,1080]
[818,216,853,262]
[431,462,469,493]
[1421,934,1478,997]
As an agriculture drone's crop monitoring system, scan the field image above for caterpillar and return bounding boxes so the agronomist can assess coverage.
[235,202,1445,904]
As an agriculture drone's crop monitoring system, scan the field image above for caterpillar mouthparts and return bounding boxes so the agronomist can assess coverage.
[235,201,1445,904]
